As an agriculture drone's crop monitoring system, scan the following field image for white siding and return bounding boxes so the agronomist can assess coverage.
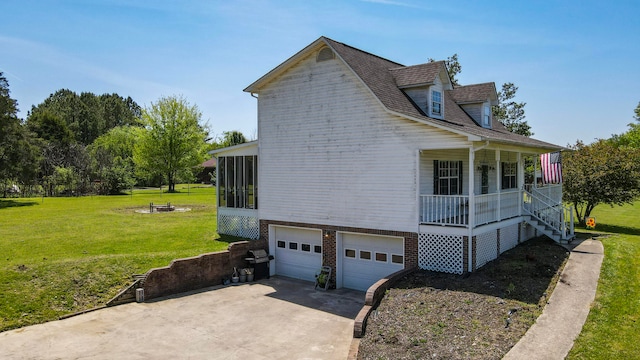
[257,51,469,232]
[404,86,429,114]
[461,104,482,124]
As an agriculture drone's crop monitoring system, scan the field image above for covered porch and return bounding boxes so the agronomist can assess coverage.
[418,145,572,240]
[416,144,573,275]
[419,145,528,226]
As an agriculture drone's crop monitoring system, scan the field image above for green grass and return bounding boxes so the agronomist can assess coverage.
[568,201,640,359]
[0,185,240,332]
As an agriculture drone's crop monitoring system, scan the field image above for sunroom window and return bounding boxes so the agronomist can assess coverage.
[218,155,258,209]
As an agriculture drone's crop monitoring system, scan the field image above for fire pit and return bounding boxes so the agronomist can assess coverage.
[150,202,175,212]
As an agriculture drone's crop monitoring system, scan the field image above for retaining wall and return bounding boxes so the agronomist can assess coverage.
[139,239,268,301]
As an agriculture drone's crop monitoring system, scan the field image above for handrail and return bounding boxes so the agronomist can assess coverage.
[522,187,574,240]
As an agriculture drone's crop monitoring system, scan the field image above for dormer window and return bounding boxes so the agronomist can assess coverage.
[431,90,442,117]
[483,104,491,127]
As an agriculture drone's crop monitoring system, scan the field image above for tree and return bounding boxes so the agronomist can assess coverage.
[134,95,208,192]
[494,82,532,137]
[28,89,141,145]
[430,55,532,136]
[88,126,139,194]
[562,139,640,224]
[429,54,461,86]
[0,72,40,197]
[210,130,248,150]
[611,101,640,148]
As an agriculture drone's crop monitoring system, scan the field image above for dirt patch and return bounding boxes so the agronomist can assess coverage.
[358,237,569,360]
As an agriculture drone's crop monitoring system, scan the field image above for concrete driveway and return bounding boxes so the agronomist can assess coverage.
[0,277,364,360]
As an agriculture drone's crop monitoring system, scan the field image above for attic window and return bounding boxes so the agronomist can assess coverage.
[483,104,491,127]
[316,47,335,62]
[431,90,442,116]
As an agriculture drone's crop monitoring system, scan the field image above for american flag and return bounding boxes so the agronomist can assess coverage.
[541,151,563,184]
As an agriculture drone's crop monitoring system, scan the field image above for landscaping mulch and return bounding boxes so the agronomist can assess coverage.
[358,236,569,360]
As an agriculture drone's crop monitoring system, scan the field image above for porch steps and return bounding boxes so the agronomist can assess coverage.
[525,216,573,244]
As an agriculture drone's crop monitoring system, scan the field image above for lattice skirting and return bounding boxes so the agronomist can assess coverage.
[500,223,520,254]
[418,233,464,274]
[218,214,259,240]
[475,230,497,269]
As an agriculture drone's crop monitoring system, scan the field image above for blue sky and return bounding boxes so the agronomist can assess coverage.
[1,0,638,146]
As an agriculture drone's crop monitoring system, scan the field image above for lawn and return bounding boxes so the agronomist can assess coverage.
[568,201,640,359]
[0,185,238,332]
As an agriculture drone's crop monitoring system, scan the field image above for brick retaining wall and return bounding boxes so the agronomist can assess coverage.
[140,239,268,301]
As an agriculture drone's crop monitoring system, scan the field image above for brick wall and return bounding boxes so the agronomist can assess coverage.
[141,239,268,300]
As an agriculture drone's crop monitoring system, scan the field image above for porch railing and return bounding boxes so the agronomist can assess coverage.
[525,184,562,204]
[420,190,522,227]
[474,190,521,226]
[522,187,574,240]
[420,195,469,226]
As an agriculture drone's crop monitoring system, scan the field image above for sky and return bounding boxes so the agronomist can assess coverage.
[1,0,639,146]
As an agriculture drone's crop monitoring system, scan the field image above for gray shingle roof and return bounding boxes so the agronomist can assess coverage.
[448,83,497,104]
[390,62,444,88]
[322,37,560,150]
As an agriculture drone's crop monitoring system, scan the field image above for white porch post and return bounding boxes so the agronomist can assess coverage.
[468,148,475,272]
[517,152,523,216]
[495,150,501,221]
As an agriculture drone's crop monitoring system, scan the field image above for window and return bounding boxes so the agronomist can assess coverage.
[391,254,404,264]
[502,162,518,189]
[434,160,463,195]
[345,249,356,258]
[483,104,491,127]
[277,241,285,248]
[289,242,298,250]
[316,47,335,62]
[218,155,258,209]
[375,253,387,262]
[314,245,322,254]
[360,250,371,260]
[431,90,442,116]
[301,244,311,252]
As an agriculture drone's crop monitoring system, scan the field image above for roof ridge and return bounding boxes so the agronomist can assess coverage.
[321,36,405,68]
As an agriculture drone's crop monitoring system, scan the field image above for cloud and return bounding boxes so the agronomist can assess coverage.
[0,34,174,96]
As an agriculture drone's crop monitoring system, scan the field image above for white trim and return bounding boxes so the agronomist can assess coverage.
[208,141,258,156]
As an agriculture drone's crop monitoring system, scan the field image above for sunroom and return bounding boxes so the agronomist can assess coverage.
[211,141,260,240]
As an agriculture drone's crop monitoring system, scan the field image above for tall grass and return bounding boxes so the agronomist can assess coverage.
[0,185,237,332]
[568,202,640,359]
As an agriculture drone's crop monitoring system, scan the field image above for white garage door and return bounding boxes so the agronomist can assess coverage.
[273,227,322,282]
[341,233,404,291]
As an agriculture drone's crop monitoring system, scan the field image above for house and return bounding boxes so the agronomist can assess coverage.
[196,157,217,184]
[211,37,574,292]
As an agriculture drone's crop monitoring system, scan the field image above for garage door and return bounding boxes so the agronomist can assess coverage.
[273,227,322,282]
[340,233,404,291]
